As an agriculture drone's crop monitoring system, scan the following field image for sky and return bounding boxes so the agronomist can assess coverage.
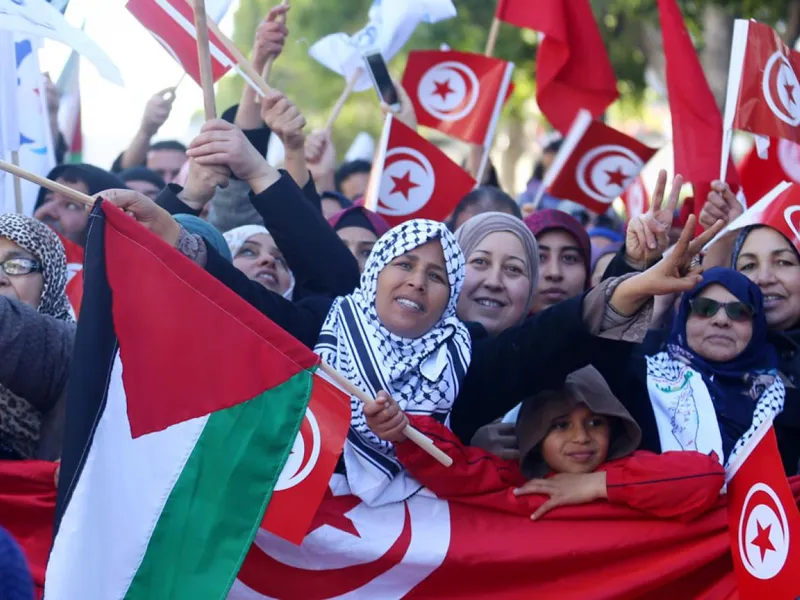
[39,0,240,170]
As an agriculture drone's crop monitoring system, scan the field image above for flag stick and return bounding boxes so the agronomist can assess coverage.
[474,147,491,185]
[0,159,94,207]
[318,361,454,467]
[203,13,272,97]
[10,151,23,214]
[484,17,501,57]
[325,68,361,131]
[191,0,217,120]
[261,0,290,84]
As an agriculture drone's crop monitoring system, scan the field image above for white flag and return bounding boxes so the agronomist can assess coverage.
[0,0,123,85]
[309,0,456,92]
[0,30,19,156]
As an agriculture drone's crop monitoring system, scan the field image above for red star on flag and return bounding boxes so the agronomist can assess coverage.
[433,79,455,101]
[390,171,420,199]
[750,520,776,561]
[605,167,629,188]
[307,487,361,538]
[785,82,796,105]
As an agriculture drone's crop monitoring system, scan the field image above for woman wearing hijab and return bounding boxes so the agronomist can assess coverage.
[328,206,390,273]
[455,212,539,336]
[224,225,296,300]
[0,214,75,461]
[592,267,799,474]
[524,210,592,313]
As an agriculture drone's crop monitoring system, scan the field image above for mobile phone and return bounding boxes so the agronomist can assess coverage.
[363,51,400,111]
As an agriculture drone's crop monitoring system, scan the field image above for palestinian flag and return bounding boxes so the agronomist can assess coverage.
[45,201,350,599]
[56,47,82,164]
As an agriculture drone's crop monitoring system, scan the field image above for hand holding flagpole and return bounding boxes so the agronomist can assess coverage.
[261,0,290,84]
[0,159,94,207]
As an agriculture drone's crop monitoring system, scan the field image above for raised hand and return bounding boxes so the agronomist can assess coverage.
[625,170,681,268]
[177,158,230,211]
[364,391,409,443]
[100,189,180,246]
[252,4,290,71]
[470,421,520,461]
[381,81,418,130]
[513,472,608,520]
[260,89,307,151]
[699,180,744,230]
[305,129,336,192]
[140,89,176,137]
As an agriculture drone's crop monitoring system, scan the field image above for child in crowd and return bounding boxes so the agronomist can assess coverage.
[366,367,725,522]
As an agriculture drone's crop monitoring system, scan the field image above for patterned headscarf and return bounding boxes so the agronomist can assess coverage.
[315,219,472,505]
[223,225,295,300]
[0,213,71,459]
[524,209,592,289]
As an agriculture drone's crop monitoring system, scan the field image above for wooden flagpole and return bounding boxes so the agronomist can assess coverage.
[10,151,23,214]
[261,0,290,84]
[0,159,94,207]
[325,68,361,131]
[484,17,501,57]
[191,0,217,119]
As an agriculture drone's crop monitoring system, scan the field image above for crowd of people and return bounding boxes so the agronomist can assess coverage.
[2,5,800,597]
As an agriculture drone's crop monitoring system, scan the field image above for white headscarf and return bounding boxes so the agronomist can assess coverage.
[315,219,472,505]
[223,225,295,300]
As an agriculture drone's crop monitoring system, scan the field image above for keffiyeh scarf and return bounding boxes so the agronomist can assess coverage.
[315,219,472,505]
[0,213,72,459]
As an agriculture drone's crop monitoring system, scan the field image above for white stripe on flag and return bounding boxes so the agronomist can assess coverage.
[151,0,235,68]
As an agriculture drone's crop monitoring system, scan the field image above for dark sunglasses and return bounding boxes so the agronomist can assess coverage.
[689,297,754,322]
[0,258,42,276]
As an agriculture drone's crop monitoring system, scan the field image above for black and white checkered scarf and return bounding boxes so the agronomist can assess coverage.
[315,219,472,505]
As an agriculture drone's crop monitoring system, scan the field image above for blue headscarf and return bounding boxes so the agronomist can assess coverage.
[667,267,777,377]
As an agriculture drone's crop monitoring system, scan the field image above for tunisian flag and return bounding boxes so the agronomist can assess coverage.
[622,175,650,221]
[402,50,514,146]
[544,110,657,214]
[495,0,618,134]
[364,115,476,226]
[726,420,800,599]
[126,0,236,85]
[739,138,800,204]
[727,20,800,144]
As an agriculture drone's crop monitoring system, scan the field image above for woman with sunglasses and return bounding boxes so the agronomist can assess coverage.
[590,267,799,475]
[0,214,75,461]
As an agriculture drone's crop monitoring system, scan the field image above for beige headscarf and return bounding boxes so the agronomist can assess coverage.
[455,212,540,322]
[223,225,295,300]
[516,367,642,478]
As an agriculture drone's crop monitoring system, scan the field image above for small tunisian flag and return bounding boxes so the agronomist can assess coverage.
[739,138,800,204]
[544,110,657,214]
[126,0,236,85]
[365,115,476,226]
[727,20,800,144]
[402,50,514,146]
[622,175,650,221]
[495,0,618,133]
[726,419,800,599]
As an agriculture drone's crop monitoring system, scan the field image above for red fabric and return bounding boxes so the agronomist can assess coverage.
[733,21,800,144]
[398,416,724,522]
[101,202,320,438]
[402,50,513,146]
[0,461,57,599]
[658,0,740,226]
[55,231,83,317]
[496,0,618,133]
[727,425,800,598]
[125,0,235,85]
[365,118,476,227]
[545,118,657,214]
[737,139,800,204]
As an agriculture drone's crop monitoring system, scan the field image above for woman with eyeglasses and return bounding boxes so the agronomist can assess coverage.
[0,214,75,461]
[588,267,799,475]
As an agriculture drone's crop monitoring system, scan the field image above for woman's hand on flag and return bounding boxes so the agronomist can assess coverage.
[100,189,181,247]
[514,472,608,520]
[365,391,409,443]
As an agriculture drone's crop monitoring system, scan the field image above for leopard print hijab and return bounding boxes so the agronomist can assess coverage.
[0,213,72,458]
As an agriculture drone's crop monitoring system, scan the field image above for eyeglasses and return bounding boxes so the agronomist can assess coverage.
[0,258,42,276]
[689,297,754,322]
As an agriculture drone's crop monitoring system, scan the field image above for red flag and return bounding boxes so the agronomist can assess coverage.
[622,175,650,221]
[658,0,740,212]
[364,116,476,227]
[55,231,83,317]
[402,50,514,146]
[495,0,618,133]
[261,375,351,545]
[729,20,800,144]
[727,421,800,599]
[739,138,800,204]
[545,111,657,214]
[126,0,235,85]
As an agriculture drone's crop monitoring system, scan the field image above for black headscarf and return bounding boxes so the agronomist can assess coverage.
[34,164,127,212]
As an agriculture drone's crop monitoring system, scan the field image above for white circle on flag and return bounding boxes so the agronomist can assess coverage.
[784,205,800,243]
[576,145,643,205]
[738,482,791,580]
[377,147,436,217]
[626,179,646,219]
[777,139,800,182]
[762,51,800,126]
[417,61,480,122]
[274,409,321,491]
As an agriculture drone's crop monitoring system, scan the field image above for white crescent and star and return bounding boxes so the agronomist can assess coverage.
[576,145,644,205]
[274,409,321,492]
[417,61,480,122]
[738,483,791,580]
[377,147,436,217]
[777,139,800,182]
[762,51,800,127]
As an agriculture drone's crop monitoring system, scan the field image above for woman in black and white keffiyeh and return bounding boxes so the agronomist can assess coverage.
[315,219,472,503]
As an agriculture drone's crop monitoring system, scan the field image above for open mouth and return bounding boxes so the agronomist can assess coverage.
[473,297,506,309]
[396,297,424,312]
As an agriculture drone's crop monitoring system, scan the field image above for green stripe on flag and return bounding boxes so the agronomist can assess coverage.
[124,368,314,599]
